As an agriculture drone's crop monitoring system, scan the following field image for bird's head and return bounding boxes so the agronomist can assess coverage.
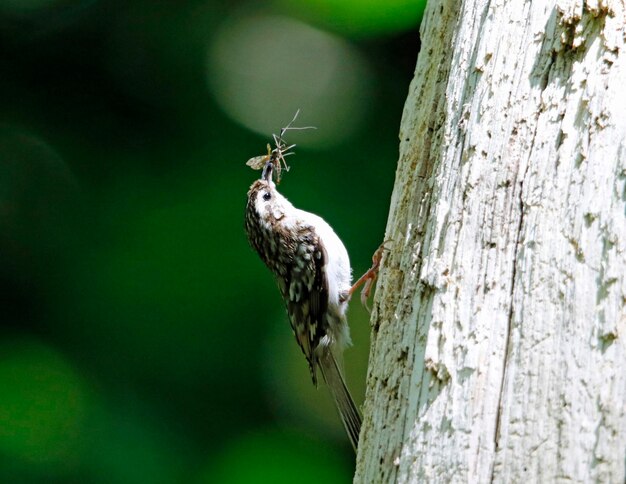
[246,161,293,228]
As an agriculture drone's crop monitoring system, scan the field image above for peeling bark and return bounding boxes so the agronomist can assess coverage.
[355,1,626,482]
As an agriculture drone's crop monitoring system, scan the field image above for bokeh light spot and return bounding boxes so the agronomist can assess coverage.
[0,340,87,470]
[207,14,372,147]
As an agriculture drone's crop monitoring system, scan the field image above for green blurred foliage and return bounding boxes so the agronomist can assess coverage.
[0,341,87,477]
[0,0,424,481]
[275,0,427,37]
[200,429,351,483]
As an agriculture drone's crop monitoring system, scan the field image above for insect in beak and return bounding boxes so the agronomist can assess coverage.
[246,144,272,170]
[245,109,316,184]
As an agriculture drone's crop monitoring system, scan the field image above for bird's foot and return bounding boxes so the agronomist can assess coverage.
[349,240,391,312]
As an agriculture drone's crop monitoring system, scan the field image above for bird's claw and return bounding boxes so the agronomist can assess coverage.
[350,240,391,313]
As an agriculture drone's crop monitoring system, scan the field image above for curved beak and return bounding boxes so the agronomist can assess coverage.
[262,160,274,182]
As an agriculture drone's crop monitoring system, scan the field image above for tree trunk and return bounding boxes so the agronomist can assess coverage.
[355,1,626,482]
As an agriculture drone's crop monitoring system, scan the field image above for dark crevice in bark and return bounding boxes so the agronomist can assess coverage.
[489,163,528,483]
[490,15,564,477]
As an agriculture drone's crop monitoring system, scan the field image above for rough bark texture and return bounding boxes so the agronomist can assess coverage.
[355,1,626,482]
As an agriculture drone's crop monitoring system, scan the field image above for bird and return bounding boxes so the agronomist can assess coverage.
[244,158,379,452]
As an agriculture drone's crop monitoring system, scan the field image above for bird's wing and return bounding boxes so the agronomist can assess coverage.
[285,226,329,385]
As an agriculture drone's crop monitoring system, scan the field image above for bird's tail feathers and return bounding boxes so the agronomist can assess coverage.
[319,351,362,453]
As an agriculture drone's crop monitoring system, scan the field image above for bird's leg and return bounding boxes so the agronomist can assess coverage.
[348,241,390,312]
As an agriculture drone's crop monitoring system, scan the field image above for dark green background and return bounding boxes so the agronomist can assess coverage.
[0,0,425,482]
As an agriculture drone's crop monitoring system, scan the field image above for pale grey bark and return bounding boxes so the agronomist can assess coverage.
[355,1,626,482]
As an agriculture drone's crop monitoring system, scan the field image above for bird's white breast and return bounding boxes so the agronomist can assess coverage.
[267,187,352,312]
[293,208,352,311]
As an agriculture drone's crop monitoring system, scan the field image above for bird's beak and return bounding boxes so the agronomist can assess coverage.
[262,160,274,182]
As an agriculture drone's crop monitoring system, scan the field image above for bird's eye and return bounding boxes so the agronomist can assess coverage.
[263,192,271,201]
